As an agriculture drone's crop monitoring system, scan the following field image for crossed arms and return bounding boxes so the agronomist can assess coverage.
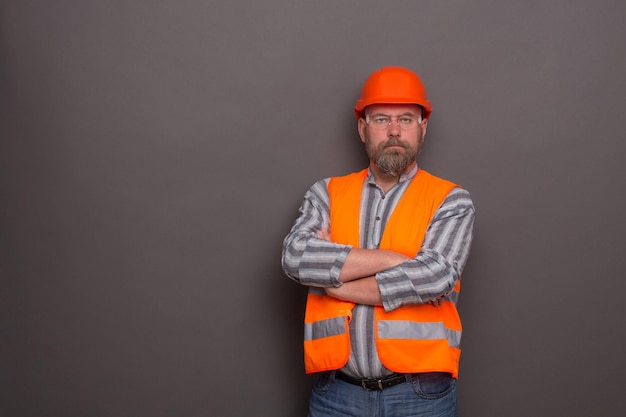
[281,179,475,312]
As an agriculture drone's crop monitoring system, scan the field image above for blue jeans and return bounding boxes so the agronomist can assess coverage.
[308,371,458,417]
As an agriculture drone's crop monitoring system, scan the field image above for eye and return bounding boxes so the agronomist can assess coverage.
[372,116,390,125]
[398,116,415,125]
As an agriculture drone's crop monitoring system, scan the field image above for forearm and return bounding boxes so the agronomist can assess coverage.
[377,250,461,310]
[326,276,383,306]
[282,179,350,287]
[282,234,350,287]
[338,247,411,283]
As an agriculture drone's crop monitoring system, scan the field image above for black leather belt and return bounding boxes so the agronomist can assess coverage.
[336,372,407,390]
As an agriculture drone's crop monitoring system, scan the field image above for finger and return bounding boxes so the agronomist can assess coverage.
[317,229,330,240]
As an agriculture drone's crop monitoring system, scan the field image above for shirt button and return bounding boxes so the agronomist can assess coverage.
[375,216,381,221]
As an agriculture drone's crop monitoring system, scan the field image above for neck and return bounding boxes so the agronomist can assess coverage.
[370,165,401,192]
[370,161,417,192]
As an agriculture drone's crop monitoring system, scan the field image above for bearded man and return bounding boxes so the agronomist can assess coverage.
[282,66,475,417]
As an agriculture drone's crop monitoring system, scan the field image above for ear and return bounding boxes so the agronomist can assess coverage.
[357,118,367,143]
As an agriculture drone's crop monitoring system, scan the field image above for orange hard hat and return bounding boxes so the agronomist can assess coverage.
[354,66,432,120]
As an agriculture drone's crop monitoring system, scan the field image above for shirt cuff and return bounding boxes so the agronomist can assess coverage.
[329,246,351,287]
[376,266,424,312]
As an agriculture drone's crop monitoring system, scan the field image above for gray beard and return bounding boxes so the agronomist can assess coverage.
[375,151,415,176]
[367,137,419,177]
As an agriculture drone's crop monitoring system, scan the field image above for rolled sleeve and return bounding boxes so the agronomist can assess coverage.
[281,179,352,288]
[376,188,475,311]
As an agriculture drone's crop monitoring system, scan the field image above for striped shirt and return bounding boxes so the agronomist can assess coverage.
[282,164,475,379]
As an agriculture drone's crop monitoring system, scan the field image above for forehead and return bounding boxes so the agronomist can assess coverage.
[365,103,422,115]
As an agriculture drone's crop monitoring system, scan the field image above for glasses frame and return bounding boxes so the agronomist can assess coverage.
[364,113,424,130]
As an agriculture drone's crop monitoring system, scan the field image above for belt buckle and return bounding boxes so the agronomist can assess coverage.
[361,378,384,390]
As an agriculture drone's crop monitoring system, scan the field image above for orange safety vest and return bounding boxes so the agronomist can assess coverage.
[303,168,463,377]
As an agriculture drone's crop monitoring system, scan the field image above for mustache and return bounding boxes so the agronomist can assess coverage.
[382,137,408,149]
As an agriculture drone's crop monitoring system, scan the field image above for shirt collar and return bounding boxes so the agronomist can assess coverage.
[366,163,419,185]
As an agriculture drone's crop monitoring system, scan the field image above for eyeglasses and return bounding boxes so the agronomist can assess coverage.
[365,113,423,130]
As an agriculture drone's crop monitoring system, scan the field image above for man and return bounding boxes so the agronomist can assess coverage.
[281,66,475,417]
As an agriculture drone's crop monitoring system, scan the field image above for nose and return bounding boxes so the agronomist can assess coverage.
[387,118,401,134]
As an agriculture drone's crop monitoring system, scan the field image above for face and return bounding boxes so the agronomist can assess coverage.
[358,103,428,177]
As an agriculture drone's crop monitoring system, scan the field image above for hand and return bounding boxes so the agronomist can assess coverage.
[324,286,338,297]
[318,228,331,241]
[429,294,447,307]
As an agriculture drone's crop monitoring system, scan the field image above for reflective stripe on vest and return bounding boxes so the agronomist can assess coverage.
[378,320,461,349]
[304,316,346,341]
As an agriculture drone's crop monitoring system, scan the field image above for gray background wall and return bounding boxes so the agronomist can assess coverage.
[1,1,625,416]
